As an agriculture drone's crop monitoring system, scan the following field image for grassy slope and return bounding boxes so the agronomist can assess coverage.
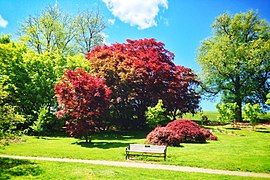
[0,158,261,180]
[182,111,219,121]
[182,111,270,122]
[0,126,270,173]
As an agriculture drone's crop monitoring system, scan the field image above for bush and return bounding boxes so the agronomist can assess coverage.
[166,120,207,143]
[258,112,270,123]
[216,103,238,123]
[146,119,217,146]
[146,127,181,146]
[30,106,64,136]
[243,103,262,130]
[145,99,170,128]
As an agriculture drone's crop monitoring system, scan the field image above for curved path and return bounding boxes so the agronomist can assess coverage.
[1,154,270,178]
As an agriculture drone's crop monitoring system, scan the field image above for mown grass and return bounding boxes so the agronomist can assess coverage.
[182,111,219,121]
[0,158,262,179]
[0,125,270,173]
[183,111,270,122]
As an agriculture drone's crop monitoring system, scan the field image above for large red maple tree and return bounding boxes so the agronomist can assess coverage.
[87,38,200,128]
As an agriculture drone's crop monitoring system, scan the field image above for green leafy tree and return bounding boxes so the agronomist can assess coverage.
[197,11,270,121]
[0,35,90,131]
[243,103,261,130]
[20,5,106,55]
[145,100,170,128]
[0,34,11,44]
[216,103,238,123]
[0,81,25,136]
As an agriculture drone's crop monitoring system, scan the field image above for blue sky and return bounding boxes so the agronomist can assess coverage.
[0,0,269,111]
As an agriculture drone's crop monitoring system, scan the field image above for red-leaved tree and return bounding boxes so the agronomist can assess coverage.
[54,68,111,142]
[87,38,200,129]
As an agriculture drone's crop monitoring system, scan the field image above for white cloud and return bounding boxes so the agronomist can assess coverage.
[103,0,168,29]
[0,15,8,28]
[108,18,115,25]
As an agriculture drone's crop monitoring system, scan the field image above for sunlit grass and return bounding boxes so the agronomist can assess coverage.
[1,126,270,173]
[1,158,258,180]
[182,111,219,121]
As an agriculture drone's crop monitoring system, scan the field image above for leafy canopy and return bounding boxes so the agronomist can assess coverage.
[197,11,270,121]
[87,38,200,128]
[20,5,106,55]
[243,103,262,128]
[54,68,111,142]
[216,103,238,123]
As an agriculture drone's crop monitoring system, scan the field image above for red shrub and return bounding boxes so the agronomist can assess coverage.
[146,119,217,146]
[166,120,206,143]
[146,127,181,146]
[200,128,218,140]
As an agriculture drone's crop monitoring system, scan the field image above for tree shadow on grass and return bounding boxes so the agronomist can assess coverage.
[72,141,131,149]
[0,158,43,179]
[225,127,241,130]
[92,130,149,141]
[255,130,270,133]
[35,137,63,140]
[256,127,267,130]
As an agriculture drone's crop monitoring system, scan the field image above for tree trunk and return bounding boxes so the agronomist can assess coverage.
[84,134,91,143]
[236,98,242,122]
[234,76,243,122]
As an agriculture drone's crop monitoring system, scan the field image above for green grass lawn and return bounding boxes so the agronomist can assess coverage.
[0,158,262,179]
[182,111,270,122]
[182,111,219,121]
[0,125,270,173]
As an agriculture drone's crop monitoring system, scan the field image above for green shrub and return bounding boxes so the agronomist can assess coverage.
[258,112,270,122]
[243,103,262,130]
[0,82,25,137]
[145,100,170,128]
[30,106,47,135]
[216,103,238,123]
[31,106,64,136]
[198,111,209,125]
[266,93,270,105]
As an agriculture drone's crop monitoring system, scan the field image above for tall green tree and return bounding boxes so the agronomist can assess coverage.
[20,5,106,55]
[0,35,90,129]
[197,11,270,121]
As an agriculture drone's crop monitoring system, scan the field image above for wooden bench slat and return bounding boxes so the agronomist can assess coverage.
[126,149,164,154]
[126,144,167,161]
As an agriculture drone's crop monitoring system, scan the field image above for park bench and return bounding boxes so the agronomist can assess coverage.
[126,144,167,160]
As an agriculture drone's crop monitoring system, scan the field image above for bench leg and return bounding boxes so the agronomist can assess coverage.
[126,152,128,160]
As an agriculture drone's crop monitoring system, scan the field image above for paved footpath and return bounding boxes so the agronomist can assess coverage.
[1,154,270,178]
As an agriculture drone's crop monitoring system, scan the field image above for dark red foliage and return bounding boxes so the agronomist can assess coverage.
[147,119,217,146]
[87,38,200,128]
[166,120,207,143]
[55,68,111,120]
[65,120,95,138]
[146,127,181,146]
[54,68,111,140]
